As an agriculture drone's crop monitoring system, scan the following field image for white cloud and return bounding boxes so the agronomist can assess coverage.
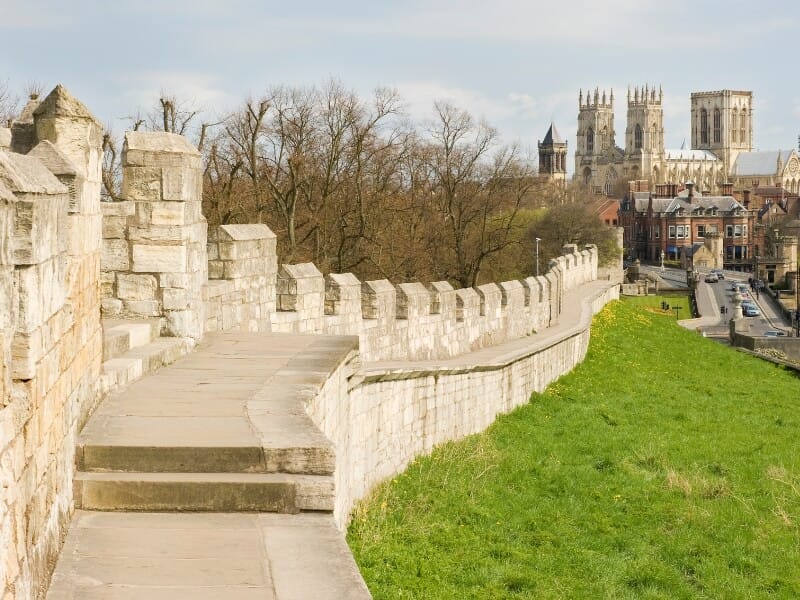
[118,71,234,111]
[394,80,514,125]
[0,0,71,28]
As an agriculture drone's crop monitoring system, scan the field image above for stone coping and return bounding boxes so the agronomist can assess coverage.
[356,280,617,383]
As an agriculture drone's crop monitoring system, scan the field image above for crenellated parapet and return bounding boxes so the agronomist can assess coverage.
[101,131,206,339]
[201,219,600,362]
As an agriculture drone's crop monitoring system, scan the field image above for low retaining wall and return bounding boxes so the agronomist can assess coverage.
[307,281,618,527]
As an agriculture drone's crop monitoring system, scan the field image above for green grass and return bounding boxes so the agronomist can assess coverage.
[623,294,691,316]
[347,299,800,599]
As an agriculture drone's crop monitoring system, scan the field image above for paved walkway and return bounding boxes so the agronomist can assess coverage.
[47,332,370,600]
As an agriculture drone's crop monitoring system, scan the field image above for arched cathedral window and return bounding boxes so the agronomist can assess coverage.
[587,127,594,153]
[700,109,708,144]
[713,109,721,143]
[731,108,738,143]
[634,124,643,149]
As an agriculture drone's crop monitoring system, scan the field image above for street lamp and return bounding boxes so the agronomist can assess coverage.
[535,237,542,277]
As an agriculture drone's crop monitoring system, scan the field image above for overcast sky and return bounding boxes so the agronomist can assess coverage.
[3,0,799,173]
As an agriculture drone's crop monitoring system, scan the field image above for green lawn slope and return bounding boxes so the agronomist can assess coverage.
[347,298,800,599]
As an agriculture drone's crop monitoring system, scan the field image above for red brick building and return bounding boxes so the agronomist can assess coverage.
[619,181,754,270]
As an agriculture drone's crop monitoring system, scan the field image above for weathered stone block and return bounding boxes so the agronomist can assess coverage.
[123,300,160,316]
[208,260,224,280]
[100,200,135,218]
[150,202,186,226]
[395,282,428,320]
[162,288,189,310]
[122,167,161,202]
[131,245,186,273]
[101,297,122,315]
[162,167,200,202]
[427,281,455,315]
[361,280,395,321]
[128,224,189,243]
[101,239,129,271]
[101,213,127,239]
[159,273,190,289]
[117,274,157,301]
[325,273,361,316]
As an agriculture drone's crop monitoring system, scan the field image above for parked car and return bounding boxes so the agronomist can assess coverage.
[764,330,787,337]
[711,269,725,279]
[742,305,761,317]
[704,273,719,283]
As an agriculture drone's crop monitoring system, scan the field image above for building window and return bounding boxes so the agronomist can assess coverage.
[700,108,709,144]
[740,109,747,145]
[734,225,742,237]
[635,124,643,149]
[697,225,706,237]
[726,225,734,237]
[587,127,594,152]
[669,225,676,239]
[732,108,738,143]
[713,109,721,143]
[742,224,747,238]
[654,227,659,238]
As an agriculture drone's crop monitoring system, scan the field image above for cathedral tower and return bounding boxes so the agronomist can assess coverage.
[624,85,665,183]
[691,90,753,175]
[538,122,567,185]
[575,88,617,191]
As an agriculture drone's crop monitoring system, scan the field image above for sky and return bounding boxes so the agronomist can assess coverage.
[3,0,799,175]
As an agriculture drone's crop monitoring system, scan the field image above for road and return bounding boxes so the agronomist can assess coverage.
[699,271,791,337]
[636,265,792,338]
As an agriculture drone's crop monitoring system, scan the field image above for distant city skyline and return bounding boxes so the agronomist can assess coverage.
[3,0,798,176]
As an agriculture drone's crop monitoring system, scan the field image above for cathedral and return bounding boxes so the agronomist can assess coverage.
[570,86,800,196]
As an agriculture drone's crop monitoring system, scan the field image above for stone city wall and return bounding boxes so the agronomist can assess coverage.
[0,86,103,599]
[0,88,614,599]
[197,218,598,362]
[307,281,618,527]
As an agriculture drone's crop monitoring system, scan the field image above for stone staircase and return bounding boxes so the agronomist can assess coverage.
[75,332,345,515]
[99,319,194,395]
[48,332,371,599]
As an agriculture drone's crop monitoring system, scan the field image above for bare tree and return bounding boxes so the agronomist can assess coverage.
[425,102,535,287]
[0,80,19,125]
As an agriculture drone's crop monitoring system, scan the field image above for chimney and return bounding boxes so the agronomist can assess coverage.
[721,182,733,196]
[686,181,695,203]
[743,190,751,208]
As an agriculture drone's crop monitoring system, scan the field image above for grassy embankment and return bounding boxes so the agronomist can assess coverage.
[347,297,800,599]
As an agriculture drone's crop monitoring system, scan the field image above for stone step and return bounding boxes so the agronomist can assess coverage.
[74,471,335,513]
[99,337,194,396]
[102,319,161,361]
[45,511,373,600]
[76,439,335,475]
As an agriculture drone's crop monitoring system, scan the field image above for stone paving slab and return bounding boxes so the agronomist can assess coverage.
[46,511,370,600]
[80,332,357,459]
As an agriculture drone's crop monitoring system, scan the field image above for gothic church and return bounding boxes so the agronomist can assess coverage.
[571,86,800,196]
